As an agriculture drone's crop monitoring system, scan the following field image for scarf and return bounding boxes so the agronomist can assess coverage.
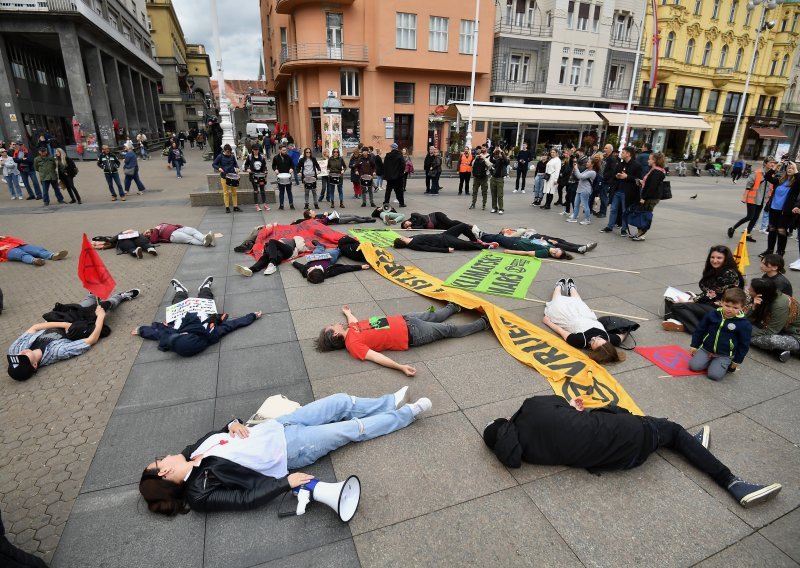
[641,165,665,186]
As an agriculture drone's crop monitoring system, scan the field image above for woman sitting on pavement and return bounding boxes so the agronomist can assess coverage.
[393,223,495,253]
[399,211,465,230]
[663,245,744,334]
[144,223,216,247]
[746,277,800,362]
[759,254,793,296]
[541,278,625,363]
[139,389,432,515]
[133,277,261,357]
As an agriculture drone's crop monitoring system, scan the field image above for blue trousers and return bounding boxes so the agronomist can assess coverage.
[605,191,626,230]
[311,244,341,263]
[40,180,64,204]
[5,174,22,198]
[19,169,42,198]
[6,244,54,264]
[570,192,591,221]
[278,393,414,469]
[104,172,124,197]
[124,167,146,193]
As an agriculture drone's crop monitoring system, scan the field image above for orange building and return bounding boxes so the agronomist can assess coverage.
[261,0,494,155]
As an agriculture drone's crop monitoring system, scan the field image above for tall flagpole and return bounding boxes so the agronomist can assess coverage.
[619,0,650,151]
[465,0,480,150]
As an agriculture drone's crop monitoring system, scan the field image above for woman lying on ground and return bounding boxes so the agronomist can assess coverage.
[478,232,577,260]
[399,211,465,230]
[662,245,744,334]
[488,227,598,254]
[541,278,626,364]
[139,389,431,515]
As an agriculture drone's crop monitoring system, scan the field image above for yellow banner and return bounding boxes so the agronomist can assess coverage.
[360,243,642,415]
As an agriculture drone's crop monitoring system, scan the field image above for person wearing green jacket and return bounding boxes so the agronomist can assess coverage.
[33,147,65,206]
[326,148,347,208]
[747,277,800,362]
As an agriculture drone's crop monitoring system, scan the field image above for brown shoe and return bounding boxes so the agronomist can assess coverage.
[50,250,69,261]
[662,319,685,332]
[32,258,46,266]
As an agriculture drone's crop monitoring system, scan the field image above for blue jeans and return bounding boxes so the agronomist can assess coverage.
[311,244,341,263]
[139,145,148,159]
[124,167,146,193]
[278,393,414,469]
[759,208,770,231]
[595,178,609,216]
[104,172,124,197]
[278,183,294,207]
[570,192,591,221]
[404,303,487,346]
[5,174,22,198]
[620,204,638,234]
[533,174,544,200]
[689,348,733,381]
[40,180,64,204]
[171,160,182,177]
[320,176,329,201]
[19,169,42,198]
[605,191,626,230]
[293,170,301,185]
[375,175,383,189]
[6,244,54,263]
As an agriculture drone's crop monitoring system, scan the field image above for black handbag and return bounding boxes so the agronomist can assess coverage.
[597,315,639,350]
[544,173,551,181]
[659,179,672,200]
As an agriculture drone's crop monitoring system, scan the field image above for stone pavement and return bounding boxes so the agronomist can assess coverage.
[2,155,799,567]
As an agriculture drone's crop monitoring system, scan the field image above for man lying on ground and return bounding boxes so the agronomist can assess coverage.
[144,223,216,247]
[293,239,370,284]
[483,395,781,509]
[133,277,261,357]
[235,236,307,277]
[399,211,466,230]
[316,303,490,376]
[7,288,140,381]
[393,223,496,253]
[292,209,376,225]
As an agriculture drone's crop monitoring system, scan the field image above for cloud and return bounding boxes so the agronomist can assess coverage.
[172,0,263,80]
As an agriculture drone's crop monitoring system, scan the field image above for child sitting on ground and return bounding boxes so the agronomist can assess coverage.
[292,240,370,284]
[688,287,752,380]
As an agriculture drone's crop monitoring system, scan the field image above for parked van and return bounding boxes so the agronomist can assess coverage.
[246,122,271,138]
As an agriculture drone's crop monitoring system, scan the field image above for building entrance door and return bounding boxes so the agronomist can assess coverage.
[395,113,413,152]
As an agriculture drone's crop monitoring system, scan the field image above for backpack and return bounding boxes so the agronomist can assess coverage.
[472,155,487,177]
[658,179,671,200]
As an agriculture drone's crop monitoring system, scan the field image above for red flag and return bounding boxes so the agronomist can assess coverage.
[78,233,116,300]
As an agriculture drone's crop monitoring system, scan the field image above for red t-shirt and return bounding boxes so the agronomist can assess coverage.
[345,315,409,360]
[0,236,27,261]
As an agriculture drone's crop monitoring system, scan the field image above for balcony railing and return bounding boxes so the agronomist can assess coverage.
[494,16,553,38]
[490,78,546,94]
[603,86,630,100]
[279,43,368,66]
[636,98,701,113]
[609,34,638,49]
[181,92,197,102]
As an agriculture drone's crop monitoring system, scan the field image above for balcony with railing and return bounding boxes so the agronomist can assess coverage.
[490,78,546,95]
[276,0,354,14]
[279,43,368,70]
[635,98,701,114]
[602,86,630,100]
[494,13,553,38]
[609,34,638,50]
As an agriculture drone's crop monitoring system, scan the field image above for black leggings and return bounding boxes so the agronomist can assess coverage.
[250,239,294,271]
[637,417,733,488]
[172,286,214,305]
[117,236,151,256]
[338,235,366,262]
[515,169,527,190]
[431,212,463,230]
[59,175,81,202]
[458,172,471,194]
[731,203,763,234]
[766,209,792,256]
[530,234,585,254]
[251,177,267,205]
[564,183,577,213]
[666,300,714,333]
[441,224,485,251]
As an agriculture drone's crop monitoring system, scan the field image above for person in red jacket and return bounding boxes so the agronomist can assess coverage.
[144,223,216,247]
[0,234,67,266]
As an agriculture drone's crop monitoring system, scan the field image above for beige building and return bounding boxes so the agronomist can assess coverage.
[261,0,494,154]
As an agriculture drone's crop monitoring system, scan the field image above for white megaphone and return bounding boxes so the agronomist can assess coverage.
[292,476,361,522]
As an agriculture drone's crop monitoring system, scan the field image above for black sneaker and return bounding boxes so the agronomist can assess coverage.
[727,478,782,508]
[693,425,710,449]
[290,204,296,210]
[198,276,213,291]
[727,227,735,239]
[600,227,612,233]
[746,236,757,243]
[480,314,490,329]
[619,230,629,237]
[234,242,252,253]
[233,206,242,212]
[123,288,141,300]
[170,279,188,295]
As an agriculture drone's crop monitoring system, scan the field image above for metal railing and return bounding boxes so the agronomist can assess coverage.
[494,17,553,38]
[490,78,546,94]
[609,34,638,49]
[279,43,368,66]
[602,87,630,99]
[636,98,701,113]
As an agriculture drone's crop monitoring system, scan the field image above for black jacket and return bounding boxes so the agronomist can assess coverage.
[614,158,643,204]
[423,153,435,173]
[181,423,290,512]
[272,153,293,174]
[640,169,665,201]
[490,396,645,471]
[373,154,384,176]
[601,154,619,184]
[138,312,257,357]
[516,150,532,172]
[490,155,509,178]
[292,259,363,279]
[383,150,405,180]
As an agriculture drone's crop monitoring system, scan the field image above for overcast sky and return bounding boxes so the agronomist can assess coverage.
[173,0,263,80]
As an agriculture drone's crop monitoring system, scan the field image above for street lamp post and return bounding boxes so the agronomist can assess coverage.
[209,0,235,149]
[724,0,783,167]
[464,0,480,150]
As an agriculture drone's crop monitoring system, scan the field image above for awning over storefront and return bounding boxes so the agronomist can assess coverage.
[597,110,712,131]
[445,102,603,126]
[751,127,788,139]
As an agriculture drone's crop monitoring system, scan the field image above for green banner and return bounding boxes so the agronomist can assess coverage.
[443,250,541,299]
[350,228,402,248]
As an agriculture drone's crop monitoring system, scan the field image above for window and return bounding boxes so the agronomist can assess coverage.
[675,86,702,110]
[122,23,131,41]
[592,5,601,32]
[396,13,417,49]
[108,9,119,30]
[769,58,778,75]
[577,3,590,31]
[507,54,530,82]
[706,89,720,112]
[559,57,568,84]
[664,32,675,58]
[728,1,737,24]
[712,0,720,18]
[793,13,799,32]
[719,44,728,68]
[394,82,415,103]
[724,92,743,114]
[570,58,582,86]
[756,94,767,114]
[780,19,787,32]
[685,38,695,64]
[780,54,789,76]
[745,8,753,26]
[547,10,552,27]
[459,20,475,54]
[608,64,626,89]
[292,74,298,101]
[614,14,626,40]
[429,16,448,52]
[567,1,574,28]
[56,76,65,88]
[585,60,593,85]
[340,70,359,97]
[767,96,777,113]
[429,84,471,104]
[280,27,288,59]
[693,0,702,15]
[11,62,25,79]
[734,47,743,70]
[35,69,47,85]
[187,107,196,116]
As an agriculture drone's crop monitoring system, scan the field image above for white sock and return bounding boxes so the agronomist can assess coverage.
[393,386,409,408]
[409,398,432,417]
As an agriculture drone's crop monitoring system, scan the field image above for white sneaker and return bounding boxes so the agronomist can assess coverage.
[203,232,214,247]
[580,219,591,225]
[409,397,432,417]
[264,263,277,275]
[471,225,481,240]
[790,259,800,271]
[234,264,253,277]
[559,211,568,216]
[566,218,578,223]
[498,209,504,215]
[513,189,518,193]
[491,209,497,213]
[329,210,340,221]
[394,386,409,408]
[520,190,525,193]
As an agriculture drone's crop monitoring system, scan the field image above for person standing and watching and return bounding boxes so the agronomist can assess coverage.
[0,148,22,200]
[54,148,81,204]
[555,148,573,206]
[601,146,642,236]
[594,144,618,219]
[561,148,585,217]
[514,143,531,193]
[429,148,443,195]
[383,143,406,207]
[355,146,377,207]
[213,144,241,213]
[373,148,384,191]
[540,148,561,210]
[327,148,346,209]
[727,156,777,243]
[122,143,147,195]
[288,144,301,186]
[636,142,652,176]
[272,144,296,210]
[423,146,435,194]
[11,140,42,200]
[458,147,473,196]
[531,152,547,206]
[137,131,149,160]
[36,146,66,205]
[402,147,414,195]
[489,148,509,215]
[470,146,491,210]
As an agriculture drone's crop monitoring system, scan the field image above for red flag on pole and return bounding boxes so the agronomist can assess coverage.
[78,233,116,300]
